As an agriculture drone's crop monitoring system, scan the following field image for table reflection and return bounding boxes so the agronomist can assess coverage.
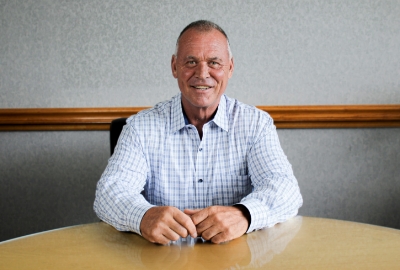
[101,216,303,269]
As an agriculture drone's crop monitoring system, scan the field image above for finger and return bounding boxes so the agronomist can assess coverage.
[157,235,173,245]
[209,232,230,244]
[161,227,181,243]
[146,228,175,245]
[183,208,202,215]
[173,210,198,238]
[168,220,190,238]
[186,208,210,225]
[199,224,232,243]
[199,222,223,241]
[195,218,214,235]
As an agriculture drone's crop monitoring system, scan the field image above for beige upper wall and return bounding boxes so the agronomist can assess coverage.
[1,0,400,108]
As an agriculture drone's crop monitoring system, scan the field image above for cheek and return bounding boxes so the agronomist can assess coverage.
[211,69,227,83]
[179,70,194,82]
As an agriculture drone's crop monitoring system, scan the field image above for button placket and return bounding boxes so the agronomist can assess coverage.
[195,134,207,208]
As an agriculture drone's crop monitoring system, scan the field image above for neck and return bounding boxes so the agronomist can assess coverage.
[182,102,219,139]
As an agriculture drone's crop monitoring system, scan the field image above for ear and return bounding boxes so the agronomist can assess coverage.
[171,55,178,78]
[228,57,234,78]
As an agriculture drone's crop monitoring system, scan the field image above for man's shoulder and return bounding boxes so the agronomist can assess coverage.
[224,95,273,124]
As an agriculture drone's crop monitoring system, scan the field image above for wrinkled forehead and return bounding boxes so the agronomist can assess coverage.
[176,29,231,59]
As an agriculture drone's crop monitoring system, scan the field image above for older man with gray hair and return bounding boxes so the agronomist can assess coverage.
[94,20,303,245]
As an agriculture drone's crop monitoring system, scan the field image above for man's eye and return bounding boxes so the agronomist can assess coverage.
[209,61,221,68]
[187,61,196,65]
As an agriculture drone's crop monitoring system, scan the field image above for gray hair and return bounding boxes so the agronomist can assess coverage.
[174,20,232,59]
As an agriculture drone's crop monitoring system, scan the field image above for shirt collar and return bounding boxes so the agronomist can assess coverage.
[170,93,229,133]
[211,95,229,132]
[170,93,186,133]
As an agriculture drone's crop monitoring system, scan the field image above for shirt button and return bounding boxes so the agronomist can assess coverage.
[198,179,203,183]
[199,148,203,152]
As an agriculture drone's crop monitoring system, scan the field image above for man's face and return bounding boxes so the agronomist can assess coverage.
[171,28,234,112]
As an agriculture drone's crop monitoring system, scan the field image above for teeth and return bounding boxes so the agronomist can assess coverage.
[194,86,210,89]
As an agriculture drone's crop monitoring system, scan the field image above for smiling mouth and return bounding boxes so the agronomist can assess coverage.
[191,85,212,90]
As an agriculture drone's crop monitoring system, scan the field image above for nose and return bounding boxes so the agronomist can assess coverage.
[195,62,210,79]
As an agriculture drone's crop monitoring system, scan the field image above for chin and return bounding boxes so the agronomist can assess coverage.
[190,102,211,109]
[182,92,220,110]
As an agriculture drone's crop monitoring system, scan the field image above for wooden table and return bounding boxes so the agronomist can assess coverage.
[1,216,399,269]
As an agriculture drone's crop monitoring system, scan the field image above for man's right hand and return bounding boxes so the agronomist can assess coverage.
[140,206,197,245]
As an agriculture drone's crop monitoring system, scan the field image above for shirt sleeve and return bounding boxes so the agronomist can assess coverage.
[93,123,154,235]
[238,116,303,233]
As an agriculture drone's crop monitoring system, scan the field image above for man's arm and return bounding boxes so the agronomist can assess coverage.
[94,124,153,234]
[94,123,196,243]
[184,116,302,242]
[240,118,303,232]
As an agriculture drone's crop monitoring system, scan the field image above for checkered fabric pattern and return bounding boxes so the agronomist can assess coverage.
[94,94,302,235]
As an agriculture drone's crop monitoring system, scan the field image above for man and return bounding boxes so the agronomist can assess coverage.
[94,20,302,245]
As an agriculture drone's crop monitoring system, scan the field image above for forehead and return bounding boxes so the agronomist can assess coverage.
[176,28,229,59]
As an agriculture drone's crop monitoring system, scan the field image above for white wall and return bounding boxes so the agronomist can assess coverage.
[1,0,399,107]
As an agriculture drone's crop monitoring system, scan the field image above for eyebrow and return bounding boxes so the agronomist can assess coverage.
[184,56,223,61]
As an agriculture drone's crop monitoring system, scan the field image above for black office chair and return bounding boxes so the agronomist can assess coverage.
[110,118,127,155]
[110,117,145,195]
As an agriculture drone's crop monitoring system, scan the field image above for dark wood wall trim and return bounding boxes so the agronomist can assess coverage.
[1,105,399,131]
[258,105,400,128]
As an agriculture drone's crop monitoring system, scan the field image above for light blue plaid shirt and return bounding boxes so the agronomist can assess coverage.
[94,94,302,235]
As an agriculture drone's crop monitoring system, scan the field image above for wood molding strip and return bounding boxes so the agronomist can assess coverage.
[0,105,399,131]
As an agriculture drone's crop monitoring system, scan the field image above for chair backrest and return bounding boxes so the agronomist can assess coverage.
[110,118,127,155]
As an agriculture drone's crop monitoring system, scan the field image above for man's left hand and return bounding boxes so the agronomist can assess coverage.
[184,206,249,244]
